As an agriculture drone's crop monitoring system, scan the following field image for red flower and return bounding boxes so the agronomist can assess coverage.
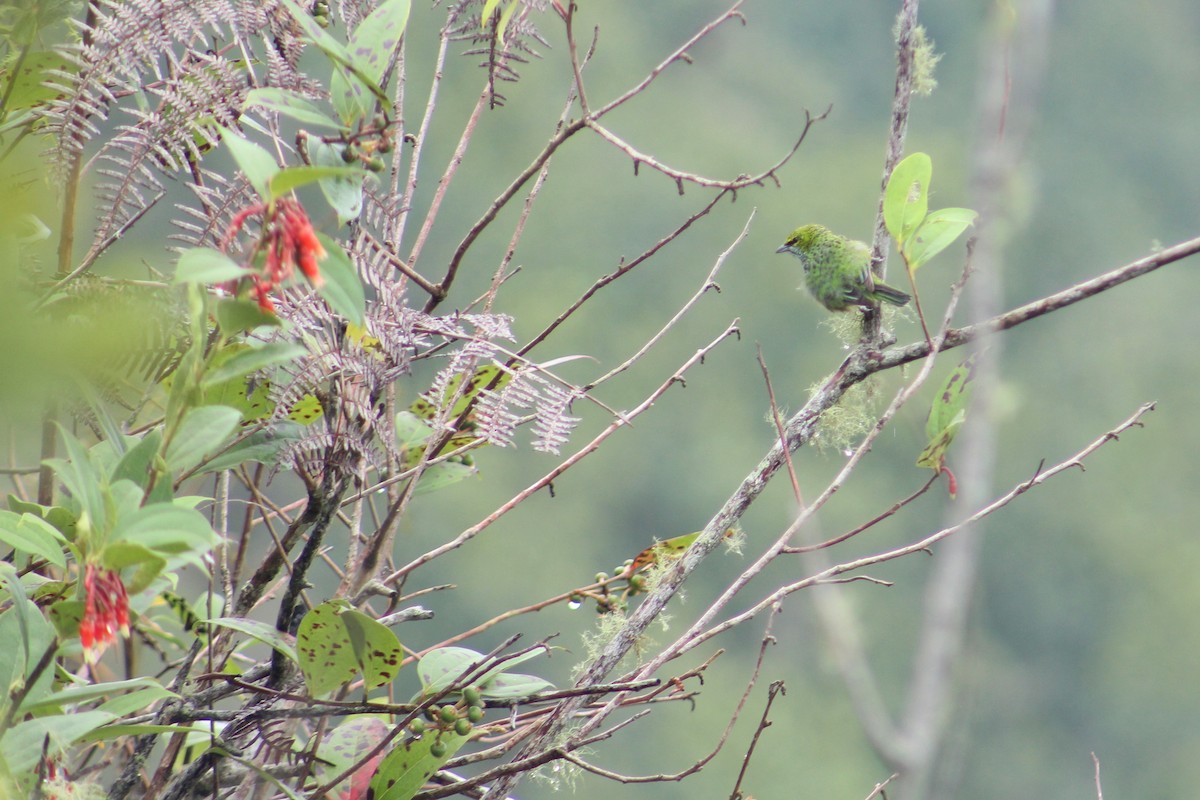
[80,564,129,662]
[219,198,328,311]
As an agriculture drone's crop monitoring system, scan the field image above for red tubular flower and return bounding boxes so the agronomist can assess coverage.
[253,277,276,312]
[80,564,130,662]
[219,197,327,310]
[282,200,326,287]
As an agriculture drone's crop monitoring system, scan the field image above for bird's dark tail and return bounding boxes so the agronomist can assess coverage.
[873,282,911,306]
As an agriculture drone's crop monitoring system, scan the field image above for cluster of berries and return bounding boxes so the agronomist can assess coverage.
[223,197,326,312]
[79,564,129,662]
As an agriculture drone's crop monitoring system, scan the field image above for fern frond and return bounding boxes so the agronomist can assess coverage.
[46,0,240,168]
[444,0,550,106]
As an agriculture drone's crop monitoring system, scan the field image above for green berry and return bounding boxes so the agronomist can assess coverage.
[429,740,447,758]
[463,687,482,707]
[467,705,485,723]
[454,718,472,736]
[439,704,458,724]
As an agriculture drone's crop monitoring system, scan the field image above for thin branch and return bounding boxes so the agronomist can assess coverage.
[864,774,900,800]
[584,209,753,390]
[879,234,1200,371]
[384,321,741,585]
[871,0,920,282]
[757,346,804,508]
[517,192,728,359]
[590,2,746,120]
[685,402,1156,654]
[585,110,824,193]
[729,679,786,800]
[785,473,938,554]
[423,120,585,312]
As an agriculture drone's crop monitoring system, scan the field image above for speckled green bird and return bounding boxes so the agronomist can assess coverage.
[776,224,911,312]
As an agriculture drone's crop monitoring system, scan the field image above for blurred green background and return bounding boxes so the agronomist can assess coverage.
[385,1,1200,798]
[9,0,1198,797]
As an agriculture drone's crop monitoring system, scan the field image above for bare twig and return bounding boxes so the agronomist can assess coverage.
[585,210,753,390]
[729,675,786,800]
[385,321,740,585]
[864,774,900,800]
[685,402,1156,655]
[864,0,921,343]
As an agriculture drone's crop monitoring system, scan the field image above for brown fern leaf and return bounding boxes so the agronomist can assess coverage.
[44,0,240,167]
[444,0,551,107]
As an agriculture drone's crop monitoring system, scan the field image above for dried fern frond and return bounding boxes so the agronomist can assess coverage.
[92,51,245,248]
[473,366,580,453]
[444,0,551,106]
[171,169,261,250]
[45,0,240,168]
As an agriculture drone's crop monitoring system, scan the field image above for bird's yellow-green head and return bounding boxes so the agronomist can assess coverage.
[776,223,910,312]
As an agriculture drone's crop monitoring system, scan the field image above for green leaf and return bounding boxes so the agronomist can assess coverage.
[269,164,370,201]
[916,354,977,471]
[174,247,249,285]
[244,87,348,130]
[348,0,410,85]
[477,671,554,699]
[394,411,434,450]
[75,723,201,743]
[164,406,243,473]
[370,728,469,800]
[310,138,365,223]
[413,461,477,495]
[47,600,84,642]
[214,297,283,336]
[297,599,361,696]
[194,345,277,422]
[202,422,306,473]
[315,234,366,324]
[0,511,67,568]
[410,365,511,422]
[340,609,404,689]
[48,425,107,532]
[277,0,353,63]
[0,712,117,773]
[481,0,505,28]
[0,588,59,722]
[219,127,279,201]
[416,647,486,695]
[294,603,403,695]
[328,0,408,125]
[883,152,932,245]
[21,678,176,715]
[313,716,390,799]
[275,0,389,129]
[111,430,163,490]
[416,645,550,697]
[204,616,298,663]
[286,394,325,425]
[109,504,220,556]
[202,343,308,388]
[496,0,521,43]
[903,207,978,270]
[4,51,72,111]
[99,539,163,569]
